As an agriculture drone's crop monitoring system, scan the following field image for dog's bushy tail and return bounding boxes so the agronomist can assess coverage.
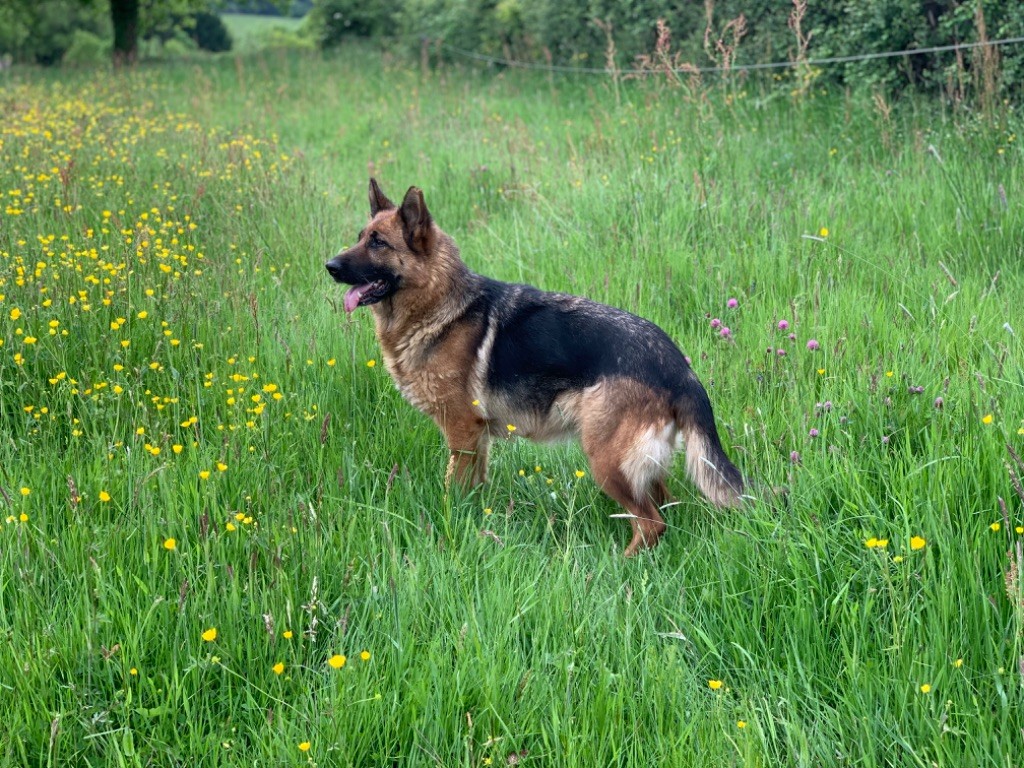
[674,378,746,507]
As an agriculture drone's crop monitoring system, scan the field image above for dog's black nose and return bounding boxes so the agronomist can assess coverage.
[325,258,343,281]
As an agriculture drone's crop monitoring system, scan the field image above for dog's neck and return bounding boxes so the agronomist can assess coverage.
[371,240,477,352]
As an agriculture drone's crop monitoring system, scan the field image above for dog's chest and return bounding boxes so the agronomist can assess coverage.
[375,308,481,416]
[381,348,467,415]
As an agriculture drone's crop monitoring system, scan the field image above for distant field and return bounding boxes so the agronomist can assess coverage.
[0,48,1022,766]
[221,12,307,52]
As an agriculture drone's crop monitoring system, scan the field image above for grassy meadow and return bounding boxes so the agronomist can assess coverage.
[1,49,1023,766]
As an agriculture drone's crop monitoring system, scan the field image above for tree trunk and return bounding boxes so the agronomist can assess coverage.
[111,0,140,66]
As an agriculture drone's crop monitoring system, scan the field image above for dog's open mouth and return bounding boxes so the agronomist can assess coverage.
[343,279,392,313]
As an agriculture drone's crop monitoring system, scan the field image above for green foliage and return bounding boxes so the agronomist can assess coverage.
[308,0,1024,97]
[221,12,311,51]
[0,0,288,65]
[0,4,31,60]
[308,0,396,46]
[259,24,316,49]
[0,0,109,65]
[517,0,707,65]
[139,27,199,60]
[162,33,197,58]
[189,11,234,52]
[62,29,111,66]
[807,0,1003,93]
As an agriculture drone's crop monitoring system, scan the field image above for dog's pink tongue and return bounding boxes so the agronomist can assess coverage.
[343,284,370,313]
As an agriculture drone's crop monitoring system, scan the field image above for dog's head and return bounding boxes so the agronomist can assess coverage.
[325,178,435,313]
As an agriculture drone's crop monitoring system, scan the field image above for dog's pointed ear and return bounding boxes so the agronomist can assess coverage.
[368,178,394,216]
[399,186,433,254]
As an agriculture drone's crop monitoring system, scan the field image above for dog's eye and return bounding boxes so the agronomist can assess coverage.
[368,233,388,249]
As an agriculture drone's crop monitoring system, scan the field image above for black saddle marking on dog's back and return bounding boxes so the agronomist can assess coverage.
[483,281,695,415]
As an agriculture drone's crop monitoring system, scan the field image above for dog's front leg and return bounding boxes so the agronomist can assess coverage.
[442,418,489,489]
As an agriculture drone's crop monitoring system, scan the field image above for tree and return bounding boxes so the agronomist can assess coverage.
[103,0,287,66]
[110,0,139,65]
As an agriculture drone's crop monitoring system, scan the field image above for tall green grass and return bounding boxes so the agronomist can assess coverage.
[0,50,1022,766]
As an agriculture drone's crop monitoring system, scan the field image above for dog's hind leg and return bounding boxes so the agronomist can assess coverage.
[595,466,668,557]
[580,388,674,555]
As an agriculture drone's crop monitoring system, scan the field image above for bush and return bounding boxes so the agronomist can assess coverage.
[138,29,197,61]
[162,36,195,59]
[190,11,233,53]
[0,0,109,65]
[260,26,316,50]
[309,0,396,48]
[62,29,110,67]
[308,0,1024,99]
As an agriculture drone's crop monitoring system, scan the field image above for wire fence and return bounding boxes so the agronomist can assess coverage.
[435,35,1024,76]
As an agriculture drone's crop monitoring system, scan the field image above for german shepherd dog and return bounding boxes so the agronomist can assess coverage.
[326,179,747,556]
